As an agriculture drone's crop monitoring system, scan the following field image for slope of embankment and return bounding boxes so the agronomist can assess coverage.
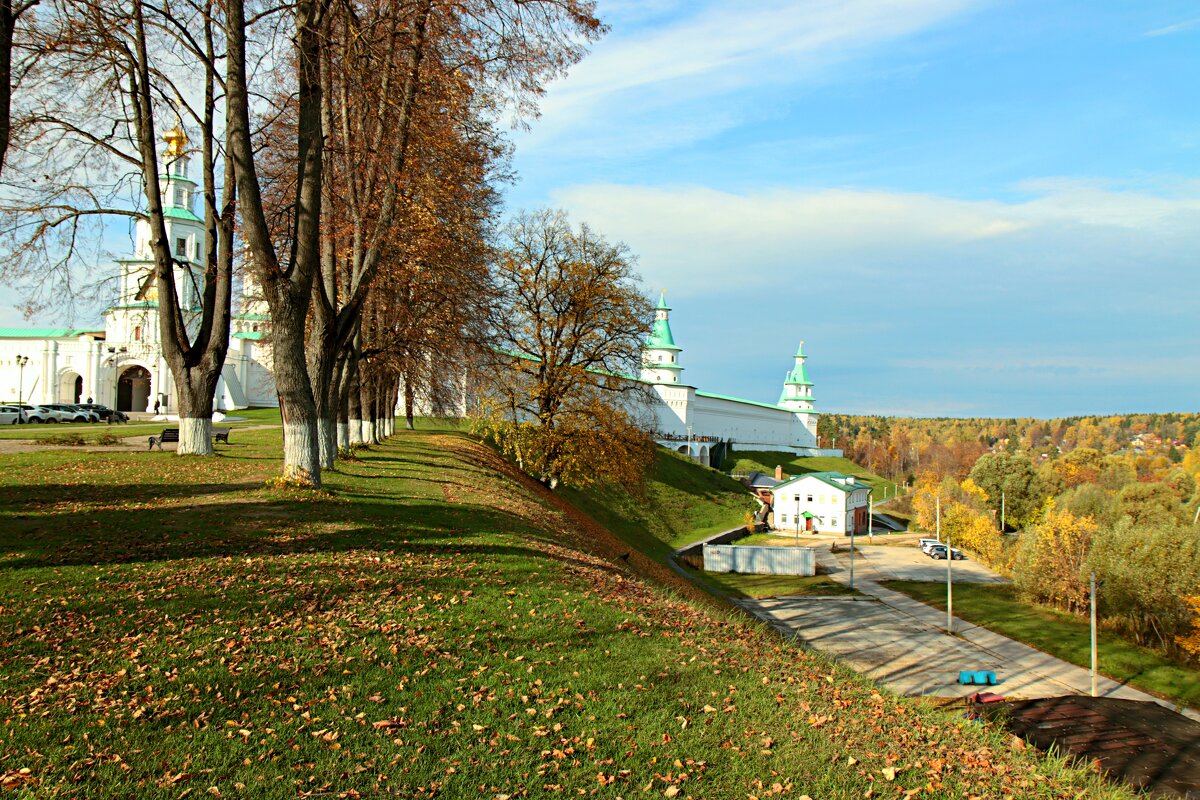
[0,425,1127,798]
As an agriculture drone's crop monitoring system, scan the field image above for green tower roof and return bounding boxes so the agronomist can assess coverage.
[645,291,681,351]
[794,340,806,358]
[784,361,811,386]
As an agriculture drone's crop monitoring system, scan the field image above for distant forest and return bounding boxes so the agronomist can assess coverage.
[817,412,1200,484]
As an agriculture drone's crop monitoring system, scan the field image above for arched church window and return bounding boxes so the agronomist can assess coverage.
[134,326,141,341]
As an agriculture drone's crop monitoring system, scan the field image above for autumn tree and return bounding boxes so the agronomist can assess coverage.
[1013,509,1097,613]
[2,0,235,454]
[968,452,1046,530]
[475,209,654,490]
[244,0,603,482]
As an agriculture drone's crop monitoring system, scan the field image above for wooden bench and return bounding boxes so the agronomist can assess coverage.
[149,428,179,451]
[148,427,231,450]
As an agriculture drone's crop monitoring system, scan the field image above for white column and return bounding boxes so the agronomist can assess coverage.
[45,341,59,404]
[84,339,95,403]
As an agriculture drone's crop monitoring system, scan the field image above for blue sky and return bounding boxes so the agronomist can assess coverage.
[3,1,1197,419]
[504,0,1200,418]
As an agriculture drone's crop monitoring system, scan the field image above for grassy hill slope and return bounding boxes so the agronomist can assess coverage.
[560,449,756,562]
[726,450,904,499]
[0,427,1125,798]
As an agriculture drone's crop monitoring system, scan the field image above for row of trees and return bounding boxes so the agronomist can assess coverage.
[822,413,1200,486]
[2,0,608,487]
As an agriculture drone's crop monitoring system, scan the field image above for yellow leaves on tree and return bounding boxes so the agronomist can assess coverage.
[1014,509,1098,613]
[1176,597,1200,659]
[910,476,1002,565]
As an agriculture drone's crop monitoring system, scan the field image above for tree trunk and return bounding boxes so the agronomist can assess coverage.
[404,370,415,430]
[226,0,327,487]
[360,378,376,444]
[348,365,364,445]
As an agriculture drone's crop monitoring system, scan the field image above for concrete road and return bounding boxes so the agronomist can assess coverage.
[734,542,1199,721]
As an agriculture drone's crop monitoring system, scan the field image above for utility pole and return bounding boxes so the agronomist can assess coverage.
[868,490,874,541]
[849,502,855,590]
[1090,572,1098,697]
[1001,490,1006,532]
[941,496,953,634]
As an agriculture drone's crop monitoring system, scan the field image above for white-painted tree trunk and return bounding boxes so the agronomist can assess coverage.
[178,417,214,456]
[317,418,336,469]
[350,418,364,445]
[283,421,320,484]
[337,421,349,450]
[370,419,381,444]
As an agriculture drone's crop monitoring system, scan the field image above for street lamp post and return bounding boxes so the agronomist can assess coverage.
[15,355,29,423]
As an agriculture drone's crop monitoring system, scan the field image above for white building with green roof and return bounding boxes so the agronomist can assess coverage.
[769,471,872,535]
[642,292,835,466]
[0,128,275,413]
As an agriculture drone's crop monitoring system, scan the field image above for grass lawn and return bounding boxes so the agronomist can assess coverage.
[882,581,1200,708]
[726,451,904,501]
[0,426,1129,798]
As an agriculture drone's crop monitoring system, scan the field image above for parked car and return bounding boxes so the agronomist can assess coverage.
[35,405,81,423]
[80,403,128,423]
[918,537,941,553]
[12,404,56,423]
[927,544,966,560]
[43,403,92,423]
[68,404,102,422]
[0,405,20,424]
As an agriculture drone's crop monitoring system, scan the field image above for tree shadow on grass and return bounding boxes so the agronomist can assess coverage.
[0,486,609,575]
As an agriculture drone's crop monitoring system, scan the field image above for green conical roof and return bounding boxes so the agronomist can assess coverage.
[646,317,679,350]
[794,340,806,357]
[785,361,811,386]
[645,291,681,351]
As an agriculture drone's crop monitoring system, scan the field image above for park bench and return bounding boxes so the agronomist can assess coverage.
[149,428,179,450]
[149,427,232,450]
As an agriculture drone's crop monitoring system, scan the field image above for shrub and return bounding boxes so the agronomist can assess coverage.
[44,433,86,446]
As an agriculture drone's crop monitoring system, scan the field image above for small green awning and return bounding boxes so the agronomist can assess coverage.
[801,511,815,519]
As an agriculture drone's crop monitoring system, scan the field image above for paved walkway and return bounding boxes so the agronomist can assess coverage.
[734,542,1199,722]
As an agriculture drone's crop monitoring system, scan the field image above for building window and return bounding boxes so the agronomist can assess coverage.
[832,517,839,528]
[781,514,788,524]
[133,326,141,341]
[175,237,187,257]
[807,494,813,502]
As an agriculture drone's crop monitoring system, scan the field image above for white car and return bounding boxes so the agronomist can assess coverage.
[13,404,56,423]
[918,538,941,553]
[43,404,93,422]
[0,405,20,424]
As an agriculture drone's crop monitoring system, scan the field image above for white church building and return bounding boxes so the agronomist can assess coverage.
[0,127,275,414]
[642,293,837,466]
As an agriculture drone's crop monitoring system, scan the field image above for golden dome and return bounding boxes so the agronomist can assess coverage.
[163,124,188,157]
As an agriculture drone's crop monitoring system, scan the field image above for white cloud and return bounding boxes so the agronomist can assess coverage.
[1144,17,1200,37]
[522,0,979,155]
[550,179,1200,296]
